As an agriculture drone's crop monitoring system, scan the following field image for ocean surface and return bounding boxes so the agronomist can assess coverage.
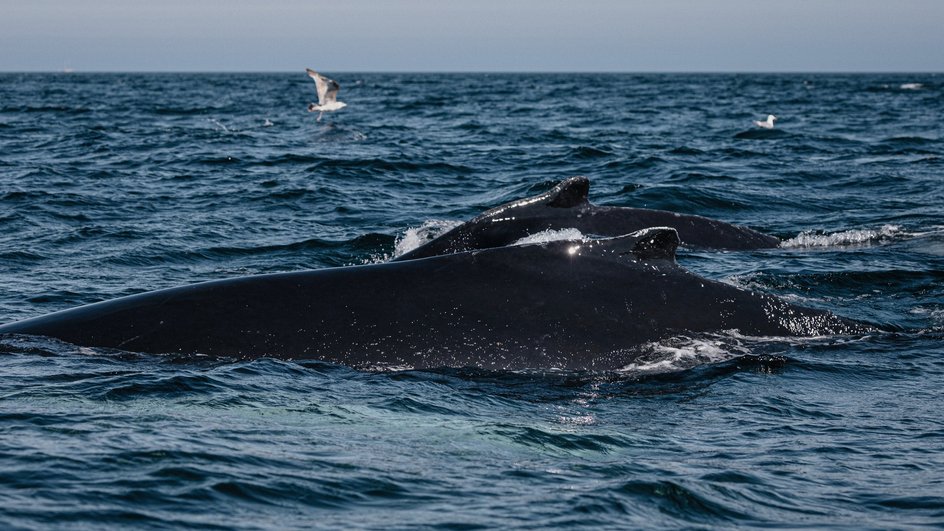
[1,72,942,529]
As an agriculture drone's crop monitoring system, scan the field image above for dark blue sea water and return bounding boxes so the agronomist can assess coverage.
[1,73,943,529]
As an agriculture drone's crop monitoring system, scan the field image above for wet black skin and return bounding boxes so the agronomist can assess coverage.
[0,229,864,371]
[394,176,779,261]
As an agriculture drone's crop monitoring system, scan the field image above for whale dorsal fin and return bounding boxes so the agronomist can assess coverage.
[546,176,590,208]
[472,176,591,222]
[589,227,679,261]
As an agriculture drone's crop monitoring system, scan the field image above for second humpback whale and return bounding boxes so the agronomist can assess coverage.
[0,228,866,371]
[395,177,779,261]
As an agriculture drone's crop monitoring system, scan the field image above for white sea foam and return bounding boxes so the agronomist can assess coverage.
[910,306,944,331]
[207,118,230,132]
[913,230,944,256]
[513,228,585,246]
[393,219,463,257]
[556,414,597,426]
[900,83,924,90]
[781,225,902,248]
[617,333,750,373]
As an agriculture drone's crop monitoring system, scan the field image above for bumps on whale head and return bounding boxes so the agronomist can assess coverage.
[625,227,680,260]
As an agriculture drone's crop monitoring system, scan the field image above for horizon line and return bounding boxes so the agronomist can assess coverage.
[2,69,942,75]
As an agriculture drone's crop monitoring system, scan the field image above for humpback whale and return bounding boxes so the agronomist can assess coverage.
[395,177,779,261]
[0,228,865,371]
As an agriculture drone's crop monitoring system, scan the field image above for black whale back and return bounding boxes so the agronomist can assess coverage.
[394,177,779,261]
[0,229,864,370]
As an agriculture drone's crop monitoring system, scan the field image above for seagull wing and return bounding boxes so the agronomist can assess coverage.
[322,77,341,104]
[307,68,340,105]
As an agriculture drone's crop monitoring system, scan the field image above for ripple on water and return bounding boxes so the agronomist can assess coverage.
[1,72,943,529]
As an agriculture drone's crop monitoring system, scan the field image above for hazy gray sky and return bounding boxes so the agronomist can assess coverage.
[2,0,942,72]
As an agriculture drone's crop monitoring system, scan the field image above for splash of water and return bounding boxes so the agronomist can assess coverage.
[781,224,902,248]
[393,220,463,257]
[513,228,586,246]
[617,333,750,373]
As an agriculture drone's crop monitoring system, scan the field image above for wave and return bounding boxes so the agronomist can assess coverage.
[513,228,585,246]
[1,72,942,531]
[622,155,666,169]
[0,250,48,263]
[313,158,475,174]
[733,128,791,140]
[736,268,944,296]
[883,135,937,143]
[868,82,930,92]
[668,146,704,156]
[911,307,944,331]
[616,333,750,373]
[781,225,903,248]
[570,145,616,159]
[154,106,217,115]
[666,172,738,184]
[1,105,91,113]
[620,184,760,214]
[393,220,463,257]
[252,153,325,166]
[106,233,396,267]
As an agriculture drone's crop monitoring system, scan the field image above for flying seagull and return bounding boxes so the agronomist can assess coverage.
[306,68,347,121]
[753,114,777,129]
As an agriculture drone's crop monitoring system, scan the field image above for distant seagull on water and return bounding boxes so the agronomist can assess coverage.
[306,68,346,121]
[753,115,777,129]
